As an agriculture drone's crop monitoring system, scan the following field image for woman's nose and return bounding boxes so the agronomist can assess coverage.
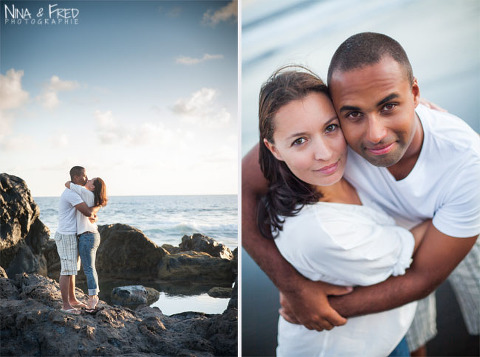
[313,138,333,161]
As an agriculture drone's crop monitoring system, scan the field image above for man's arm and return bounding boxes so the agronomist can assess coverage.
[329,224,477,317]
[74,202,96,218]
[242,144,351,330]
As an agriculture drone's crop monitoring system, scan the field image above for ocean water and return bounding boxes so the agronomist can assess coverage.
[35,194,237,315]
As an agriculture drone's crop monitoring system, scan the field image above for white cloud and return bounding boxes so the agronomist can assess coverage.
[168,7,182,18]
[176,53,224,65]
[50,133,69,148]
[94,110,173,146]
[38,75,79,110]
[0,133,33,151]
[202,0,237,27]
[172,88,231,127]
[95,110,116,130]
[0,69,29,110]
[0,69,30,150]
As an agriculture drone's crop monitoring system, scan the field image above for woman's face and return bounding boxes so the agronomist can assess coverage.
[264,92,347,187]
[85,178,96,192]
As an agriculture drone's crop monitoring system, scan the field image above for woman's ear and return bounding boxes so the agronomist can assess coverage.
[263,138,283,161]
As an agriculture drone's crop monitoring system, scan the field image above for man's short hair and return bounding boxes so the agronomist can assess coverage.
[327,32,414,85]
[69,166,85,180]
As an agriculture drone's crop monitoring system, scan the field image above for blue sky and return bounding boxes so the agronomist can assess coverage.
[1,0,238,197]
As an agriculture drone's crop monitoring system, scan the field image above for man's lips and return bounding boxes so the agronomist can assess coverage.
[315,161,339,175]
[365,142,395,155]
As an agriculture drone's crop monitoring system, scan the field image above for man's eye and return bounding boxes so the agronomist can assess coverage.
[292,137,306,146]
[383,103,397,111]
[346,112,362,120]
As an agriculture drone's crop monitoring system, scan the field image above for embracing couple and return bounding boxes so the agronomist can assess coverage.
[243,33,480,356]
[54,166,108,315]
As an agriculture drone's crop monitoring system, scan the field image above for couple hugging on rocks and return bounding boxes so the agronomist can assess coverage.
[54,166,107,315]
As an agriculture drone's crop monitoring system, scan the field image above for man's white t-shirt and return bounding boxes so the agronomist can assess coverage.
[69,183,98,235]
[344,104,480,236]
[57,189,84,234]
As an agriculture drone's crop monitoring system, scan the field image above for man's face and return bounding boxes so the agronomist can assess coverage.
[329,56,420,167]
[73,169,88,186]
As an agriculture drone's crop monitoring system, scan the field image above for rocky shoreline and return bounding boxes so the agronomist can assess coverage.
[0,173,238,356]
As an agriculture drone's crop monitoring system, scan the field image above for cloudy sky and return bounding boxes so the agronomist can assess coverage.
[1,0,238,197]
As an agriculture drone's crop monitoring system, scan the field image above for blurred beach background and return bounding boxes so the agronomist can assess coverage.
[241,0,479,356]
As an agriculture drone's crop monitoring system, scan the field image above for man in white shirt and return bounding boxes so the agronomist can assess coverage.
[242,32,479,355]
[54,166,98,314]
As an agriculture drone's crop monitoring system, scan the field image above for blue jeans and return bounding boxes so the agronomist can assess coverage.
[78,232,101,295]
[389,337,410,357]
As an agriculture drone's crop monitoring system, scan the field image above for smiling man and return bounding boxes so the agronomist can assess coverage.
[242,32,480,355]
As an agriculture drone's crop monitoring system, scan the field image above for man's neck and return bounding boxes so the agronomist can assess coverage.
[387,113,424,181]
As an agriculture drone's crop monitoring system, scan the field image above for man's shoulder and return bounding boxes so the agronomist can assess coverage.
[418,105,480,156]
[61,188,82,201]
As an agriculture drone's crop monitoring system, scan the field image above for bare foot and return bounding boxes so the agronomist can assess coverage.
[71,301,88,309]
[87,295,99,310]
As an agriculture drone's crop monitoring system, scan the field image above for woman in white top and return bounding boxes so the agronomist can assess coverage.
[66,177,108,311]
[257,67,429,356]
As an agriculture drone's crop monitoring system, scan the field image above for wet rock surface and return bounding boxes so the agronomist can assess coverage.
[0,272,237,356]
[0,174,238,355]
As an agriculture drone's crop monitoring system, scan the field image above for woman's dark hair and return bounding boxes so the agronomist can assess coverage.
[258,65,329,239]
[93,178,108,207]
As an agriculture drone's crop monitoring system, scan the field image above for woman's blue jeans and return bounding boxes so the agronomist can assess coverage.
[389,337,410,357]
[78,232,100,295]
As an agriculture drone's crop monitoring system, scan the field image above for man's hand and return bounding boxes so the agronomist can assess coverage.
[88,214,98,224]
[279,280,352,331]
[419,97,447,112]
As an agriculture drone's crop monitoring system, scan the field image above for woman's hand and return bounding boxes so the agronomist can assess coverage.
[279,279,352,331]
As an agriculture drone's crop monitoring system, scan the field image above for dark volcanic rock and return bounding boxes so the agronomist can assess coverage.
[180,233,234,260]
[46,226,236,285]
[208,287,233,299]
[111,285,160,306]
[96,224,168,279]
[158,251,234,282]
[0,273,237,356]
[0,173,50,277]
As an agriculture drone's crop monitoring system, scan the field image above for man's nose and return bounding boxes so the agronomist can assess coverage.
[366,115,388,144]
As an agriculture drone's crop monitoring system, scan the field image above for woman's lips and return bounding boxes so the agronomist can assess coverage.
[315,161,339,175]
[366,142,395,155]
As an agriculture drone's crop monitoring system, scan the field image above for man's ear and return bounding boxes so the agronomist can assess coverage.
[412,77,420,108]
[263,138,283,161]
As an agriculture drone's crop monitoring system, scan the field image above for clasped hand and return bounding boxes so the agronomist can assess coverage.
[279,279,352,331]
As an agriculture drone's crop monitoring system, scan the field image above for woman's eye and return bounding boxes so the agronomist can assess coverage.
[325,124,338,133]
[292,137,306,146]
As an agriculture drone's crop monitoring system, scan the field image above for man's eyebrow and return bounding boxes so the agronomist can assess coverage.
[377,93,399,107]
[339,105,361,112]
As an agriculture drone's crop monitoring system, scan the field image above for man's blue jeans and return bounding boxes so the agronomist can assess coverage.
[78,232,101,295]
